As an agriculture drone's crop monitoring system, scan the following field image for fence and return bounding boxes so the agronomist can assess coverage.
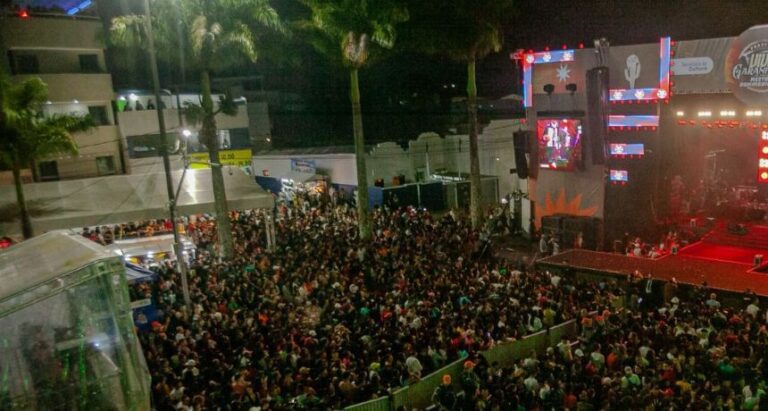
[343,314,586,411]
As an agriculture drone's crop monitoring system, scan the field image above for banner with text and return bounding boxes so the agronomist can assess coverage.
[189,149,253,169]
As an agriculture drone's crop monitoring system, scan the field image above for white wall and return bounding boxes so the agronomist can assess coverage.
[252,154,358,185]
[251,119,524,197]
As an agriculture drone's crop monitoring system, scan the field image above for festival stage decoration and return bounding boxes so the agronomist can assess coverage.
[522,37,671,107]
[759,130,768,183]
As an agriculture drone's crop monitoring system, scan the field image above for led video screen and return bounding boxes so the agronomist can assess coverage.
[537,119,582,170]
[610,169,629,182]
[610,143,645,156]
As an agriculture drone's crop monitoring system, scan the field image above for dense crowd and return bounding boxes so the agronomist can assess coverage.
[436,282,768,410]
[131,204,621,410]
[82,219,175,244]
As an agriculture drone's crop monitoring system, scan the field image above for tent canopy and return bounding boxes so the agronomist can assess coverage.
[0,231,113,303]
[1,168,273,236]
[124,261,157,284]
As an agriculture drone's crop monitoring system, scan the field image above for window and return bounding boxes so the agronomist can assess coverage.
[96,156,116,176]
[38,161,59,181]
[88,106,109,126]
[14,54,39,74]
[79,54,100,73]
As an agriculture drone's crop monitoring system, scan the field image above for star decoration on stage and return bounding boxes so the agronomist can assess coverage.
[556,64,571,83]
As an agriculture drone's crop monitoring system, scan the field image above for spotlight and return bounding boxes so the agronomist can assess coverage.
[566,83,577,95]
[697,111,711,117]
[543,84,555,95]
[676,111,684,117]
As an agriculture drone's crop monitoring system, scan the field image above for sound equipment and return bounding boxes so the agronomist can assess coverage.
[755,254,763,267]
[513,131,530,179]
[562,216,602,250]
[586,67,609,165]
[527,130,539,179]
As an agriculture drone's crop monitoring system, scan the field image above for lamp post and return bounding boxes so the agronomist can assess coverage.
[142,0,191,307]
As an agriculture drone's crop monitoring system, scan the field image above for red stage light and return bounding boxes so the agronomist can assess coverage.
[19,9,28,18]
[562,44,567,50]
[544,46,550,51]
[578,43,584,49]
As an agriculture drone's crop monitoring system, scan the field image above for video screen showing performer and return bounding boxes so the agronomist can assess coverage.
[537,119,583,170]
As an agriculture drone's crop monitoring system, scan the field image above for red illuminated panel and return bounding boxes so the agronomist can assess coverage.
[758,131,768,183]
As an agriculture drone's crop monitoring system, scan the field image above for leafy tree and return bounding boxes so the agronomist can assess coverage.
[111,0,283,258]
[299,0,408,241]
[0,74,93,239]
[402,0,516,228]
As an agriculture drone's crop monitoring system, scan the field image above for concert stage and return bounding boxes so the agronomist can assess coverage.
[537,225,768,296]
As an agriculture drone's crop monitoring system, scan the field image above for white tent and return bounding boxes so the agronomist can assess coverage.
[0,168,273,236]
[0,231,111,306]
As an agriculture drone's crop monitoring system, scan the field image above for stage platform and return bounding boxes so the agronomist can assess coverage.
[537,249,768,296]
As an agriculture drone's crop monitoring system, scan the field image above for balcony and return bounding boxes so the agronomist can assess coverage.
[12,73,114,102]
[117,106,250,137]
[2,17,103,50]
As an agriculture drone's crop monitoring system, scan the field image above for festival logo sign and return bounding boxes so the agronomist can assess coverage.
[727,25,768,105]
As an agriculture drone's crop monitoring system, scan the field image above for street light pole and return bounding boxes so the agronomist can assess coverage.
[142,0,191,307]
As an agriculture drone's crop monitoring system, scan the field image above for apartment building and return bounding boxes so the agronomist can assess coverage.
[0,12,124,181]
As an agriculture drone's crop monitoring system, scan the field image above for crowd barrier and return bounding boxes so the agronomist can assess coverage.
[341,305,607,411]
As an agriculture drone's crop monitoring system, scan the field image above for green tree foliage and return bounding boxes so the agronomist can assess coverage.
[402,0,516,228]
[0,73,93,238]
[111,0,284,258]
[299,0,408,241]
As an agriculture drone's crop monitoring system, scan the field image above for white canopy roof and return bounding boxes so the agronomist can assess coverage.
[0,231,112,303]
[0,168,274,236]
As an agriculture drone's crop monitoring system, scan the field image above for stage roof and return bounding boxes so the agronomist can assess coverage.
[0,168,274,236]
[0,231,111,303]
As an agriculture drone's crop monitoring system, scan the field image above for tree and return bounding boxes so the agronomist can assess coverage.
[299,0,408,241]
[111,0,283,258]
[402,0,515,229]
[0,74,93,239]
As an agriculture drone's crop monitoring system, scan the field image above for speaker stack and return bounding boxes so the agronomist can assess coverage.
[586,67,609,165]
[513,130,533,179]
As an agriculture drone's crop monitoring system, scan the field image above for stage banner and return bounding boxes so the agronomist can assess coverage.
[726,25,768,105]
[608,43,659,90]
[532,49,589,95]
[290,159,317,174]
[189,148,252,169]
[672,38,733,94]
[529,167,603,229]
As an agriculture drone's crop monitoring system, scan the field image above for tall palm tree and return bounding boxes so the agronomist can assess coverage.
[402,0,515,229]
[111,0,283,258]
[0,74,93,239]
[299,0,408,241]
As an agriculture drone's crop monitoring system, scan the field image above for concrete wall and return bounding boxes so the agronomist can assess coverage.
[250,119,524,199]
[1,17,103,50]
[118,106,250,137]
[45,126,124,179]
[367,142,412,184]
[13,73,115,102]
[253,154,358,185]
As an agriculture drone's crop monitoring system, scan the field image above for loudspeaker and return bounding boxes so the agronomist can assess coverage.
[513,131,529,179]
[586,67,609,165]
[527,130,539,178]
[562,216,602,250]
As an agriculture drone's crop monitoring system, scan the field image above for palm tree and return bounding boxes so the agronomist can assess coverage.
[299,0,408,241]
[111,0,283,258]
[402,0,515,229]
[0,74,93,239]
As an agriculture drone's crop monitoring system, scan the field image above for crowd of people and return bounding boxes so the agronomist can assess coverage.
[130,203,623,410]
[434,280,768,410]
[82,219,175,245]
